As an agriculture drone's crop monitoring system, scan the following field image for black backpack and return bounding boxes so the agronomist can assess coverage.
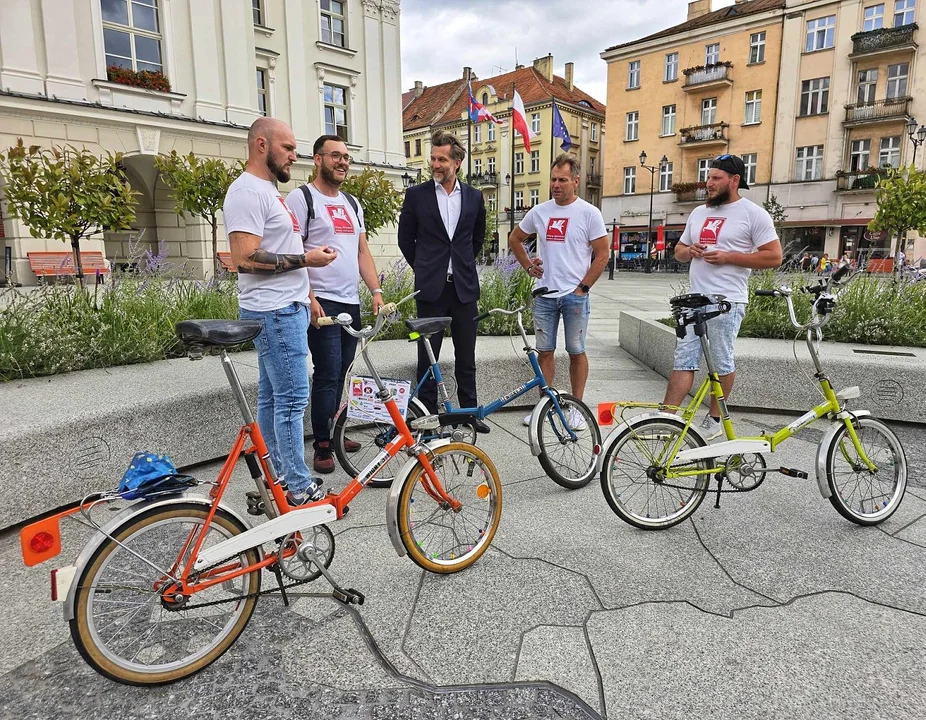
[298,184,360,240]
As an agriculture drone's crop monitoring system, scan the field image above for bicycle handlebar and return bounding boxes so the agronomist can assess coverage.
[755,266,859,331]
[318,291,419,339]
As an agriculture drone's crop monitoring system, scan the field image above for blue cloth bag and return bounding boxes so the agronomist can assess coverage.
[118,452,197,500]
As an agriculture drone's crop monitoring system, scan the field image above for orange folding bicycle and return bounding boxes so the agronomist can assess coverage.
[20,293,503,686]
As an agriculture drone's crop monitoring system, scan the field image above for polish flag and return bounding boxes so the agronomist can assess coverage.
[511,90,535,155]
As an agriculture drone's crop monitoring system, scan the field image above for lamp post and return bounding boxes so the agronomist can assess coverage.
[401,169,422,189]
[607,217,618,280]
[639,151,668,274]
[505,172,514,234]
[906,117,926,166]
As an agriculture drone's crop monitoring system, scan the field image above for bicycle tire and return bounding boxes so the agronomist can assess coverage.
[397,442,502,573]
[825,416,907,526]
[534,393,601,489]
[332,400,426,488]
[600,417,711,530]
[70,502,260,685]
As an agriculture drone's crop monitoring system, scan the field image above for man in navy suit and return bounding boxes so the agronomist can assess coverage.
[398,130,487,430]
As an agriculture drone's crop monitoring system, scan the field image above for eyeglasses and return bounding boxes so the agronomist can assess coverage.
[318,152,352,164]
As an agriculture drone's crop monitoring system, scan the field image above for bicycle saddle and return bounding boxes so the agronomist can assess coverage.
[669,293,724,310]
[405,317,452,336]
[175,319,263,346]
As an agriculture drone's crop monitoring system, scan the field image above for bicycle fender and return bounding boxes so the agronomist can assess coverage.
[597,412,707,473]
[814,411,872,499]
[527,395,559,457]
[385,439,453,558]
[62,494,252,622]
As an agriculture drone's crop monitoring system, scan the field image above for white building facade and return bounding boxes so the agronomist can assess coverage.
[0,0,406,284]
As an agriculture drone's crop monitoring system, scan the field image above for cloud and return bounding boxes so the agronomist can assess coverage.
[400,0,736,103]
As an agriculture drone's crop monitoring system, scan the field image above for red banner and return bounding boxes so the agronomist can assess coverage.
[611,224,620,250]
[655,225,665,251]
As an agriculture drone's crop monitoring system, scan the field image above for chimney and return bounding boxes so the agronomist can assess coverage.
[565,62,574,91]
[687,0,711,21]
[413,80,424,98]
[532,54,553,82]
[463,66,472,81]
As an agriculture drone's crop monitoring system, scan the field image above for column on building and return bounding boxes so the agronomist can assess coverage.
[362,0,385,164]
[0,0,43,94]
[40,0,85,100]
[284,0,311,153]
[579,118,590,198]
[220,0,259,125]
[187,1,225,122]
[379,0,404,165]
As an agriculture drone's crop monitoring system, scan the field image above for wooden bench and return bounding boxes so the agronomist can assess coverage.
[217,252,236,272]
[27,251,110,280]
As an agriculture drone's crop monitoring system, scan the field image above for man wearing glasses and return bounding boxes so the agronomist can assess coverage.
[286,136,384,474]
[663,154,782,439]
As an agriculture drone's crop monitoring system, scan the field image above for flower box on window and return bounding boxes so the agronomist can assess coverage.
[106,65,171,93]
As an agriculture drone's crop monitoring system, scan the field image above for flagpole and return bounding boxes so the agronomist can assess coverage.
[467,68,473,184]
[549,99,556,201]
[509,82,516,236]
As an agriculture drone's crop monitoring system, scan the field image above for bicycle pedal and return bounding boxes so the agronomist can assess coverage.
[344,588,365,605]
[245,490,266,516]
[778,467,809,479]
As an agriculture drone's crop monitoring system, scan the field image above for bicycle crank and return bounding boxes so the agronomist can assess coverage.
[278,524,335,582]
[724,453,768,491]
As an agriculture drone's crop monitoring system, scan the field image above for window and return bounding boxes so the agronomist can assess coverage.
[474,158,482,175]
[744,90,762,124]
[488,156,496,173]
[626,111,639,141]
[589,156,597,174]
[887,63,909,98]
[488,196,496,212]
[591,122,599,142]
[705,43,720,65]
[529,189,539,206]
[857,69,878,104]
[880,136,901,166]
[742,153,757,186]
[850,139,871,171]
[530,150,540,173]
[749,32,766,64]
[623,167,636,194]
[474,124,482,143]
[665,52,679,81]
[323,83,348,141]
[805,15,836,52]
[697,158,711,182]
[415,138,421,156]
[515,152,524,174]
[514,191,523,208]
[659,162,674,192]
[701,97,717,126]
[894,0,916,26]
[628,60,641,89]
[662,105,676,136]
[320,0,346,47]
[796,145,825,180]
[488,122,495,141]
[102,0,163,74]
[252,0,265,25]
[531,112,541,134]
[482,92,488,106]
[864,4,885,30]
[404,140,410,158]
[256,68,268,116]
[800,77,830,115]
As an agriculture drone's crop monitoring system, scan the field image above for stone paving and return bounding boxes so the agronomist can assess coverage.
[2,274,925,719]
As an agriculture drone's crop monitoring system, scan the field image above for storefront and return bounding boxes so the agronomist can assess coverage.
[781,226,826,256]
[617,226,684,268]
[840,226,892,262]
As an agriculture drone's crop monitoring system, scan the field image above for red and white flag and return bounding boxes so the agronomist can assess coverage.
[511,90,535,155]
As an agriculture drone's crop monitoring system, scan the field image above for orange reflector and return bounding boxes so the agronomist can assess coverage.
[20,513,67,567]
[476,482,490,499]
[30,532,55,553]
[597,402,615,426]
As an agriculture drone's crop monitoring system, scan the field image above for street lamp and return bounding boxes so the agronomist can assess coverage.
[401,172,412,189]
[607,217,618,280]
[505,172,514,234]
[640,151,668,274]
[905,117,926,166]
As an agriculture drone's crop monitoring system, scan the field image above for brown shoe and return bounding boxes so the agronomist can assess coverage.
[313,441,335,474]
[343,436,361,453]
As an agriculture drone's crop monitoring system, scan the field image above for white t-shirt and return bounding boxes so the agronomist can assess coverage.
[223,171,309,312]
[286,184,366,304]
[518,198,607,298]
[680,198,778,304]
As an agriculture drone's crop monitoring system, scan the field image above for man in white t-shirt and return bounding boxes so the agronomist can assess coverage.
[665,154,782,439]
[509,155,609,429]
[224,117,337,504]
[286,135,384,473]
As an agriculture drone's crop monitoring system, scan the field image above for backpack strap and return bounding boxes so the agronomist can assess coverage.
[299,185,361,240]
[342,192,359,218]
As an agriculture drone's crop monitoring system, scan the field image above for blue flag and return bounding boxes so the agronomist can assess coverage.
[551,102,572,152]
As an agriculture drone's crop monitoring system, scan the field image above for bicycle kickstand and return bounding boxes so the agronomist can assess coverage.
[270,564,291,607]
[713,471,726,509]
[301,546,365,606]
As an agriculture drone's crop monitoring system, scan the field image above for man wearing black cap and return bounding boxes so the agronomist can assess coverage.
[663,153,782,439]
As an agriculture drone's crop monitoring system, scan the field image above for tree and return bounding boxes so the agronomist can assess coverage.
[155,151,244,276]
[763,194,789,249]
[480,210,498,264]
[869,166,926,272]
[0,139,137,288]
[340,167,404,237]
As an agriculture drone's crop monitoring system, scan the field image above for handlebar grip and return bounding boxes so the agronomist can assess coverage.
[316,316,337,326]
[380,303,397,316]
[831,265,850,283]
[474,312,491,323]
[754,289,777,297]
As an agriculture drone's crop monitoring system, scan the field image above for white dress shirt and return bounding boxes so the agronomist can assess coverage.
[434,179,462,275]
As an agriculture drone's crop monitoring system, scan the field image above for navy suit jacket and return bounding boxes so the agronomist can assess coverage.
[397,180,486,304]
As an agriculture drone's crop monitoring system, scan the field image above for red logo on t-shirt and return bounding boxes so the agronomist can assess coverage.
[698,217,726,246]
[546,217,569,242]
[278,197,300,233]
[326,205,355,234]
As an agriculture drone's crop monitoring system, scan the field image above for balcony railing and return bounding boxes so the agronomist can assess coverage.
[469,172,501,187]
[675,186,708,202]
[851,23,918,55]
[683,62,733,89]
[844,96,911,124]
[587,173,602,186]
[679,122,728,145]
[835,168,890,191]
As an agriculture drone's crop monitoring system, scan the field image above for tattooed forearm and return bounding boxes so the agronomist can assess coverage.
[238,249,307,275]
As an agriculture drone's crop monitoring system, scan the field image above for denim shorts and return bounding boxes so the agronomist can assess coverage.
[533,293,590,354]
[673,303,746,375]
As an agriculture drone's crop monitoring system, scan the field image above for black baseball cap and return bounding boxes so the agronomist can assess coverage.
[710,154,749,189]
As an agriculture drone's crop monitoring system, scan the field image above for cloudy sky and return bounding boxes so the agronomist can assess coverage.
[400,0,737,103]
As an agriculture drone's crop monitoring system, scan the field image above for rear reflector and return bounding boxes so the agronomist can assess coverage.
[31,531,55,554]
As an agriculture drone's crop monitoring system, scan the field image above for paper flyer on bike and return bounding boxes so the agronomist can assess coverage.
[346,376,411,423]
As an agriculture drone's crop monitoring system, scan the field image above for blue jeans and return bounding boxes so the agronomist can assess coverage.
[239,302,312,492]
[307,297,361,442]
[533,292,591,354]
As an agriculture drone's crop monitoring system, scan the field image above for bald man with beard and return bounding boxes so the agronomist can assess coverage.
[223,117,337,504]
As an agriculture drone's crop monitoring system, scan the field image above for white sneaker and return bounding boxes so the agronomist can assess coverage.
[700,415,723,441]
[567,407,588,431]
[523,413,532,426]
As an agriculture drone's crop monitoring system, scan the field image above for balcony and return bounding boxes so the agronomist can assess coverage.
[850,23,918,57]
[682,62,733,92]
[843,97,911,126]
[674,183,708,203]
[679,122,728,147]
[587,173,602,186]
[469,171,501,188]
[835,168,890,191]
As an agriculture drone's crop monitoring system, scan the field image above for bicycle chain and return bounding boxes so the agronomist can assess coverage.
[648,461,757,494]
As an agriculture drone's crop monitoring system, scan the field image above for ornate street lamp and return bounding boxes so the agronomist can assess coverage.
[640,151,669,274]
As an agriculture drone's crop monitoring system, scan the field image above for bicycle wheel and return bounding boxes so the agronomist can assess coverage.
[825,416,907,526]
[70,502,260,685]
[332,400,425,488]
[397,442,502,573]
[534,393,601,489]
[600,417,711,530]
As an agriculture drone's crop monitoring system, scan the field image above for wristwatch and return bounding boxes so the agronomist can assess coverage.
[578,283,590,293]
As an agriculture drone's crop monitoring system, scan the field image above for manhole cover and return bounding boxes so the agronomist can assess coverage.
[68,437,112,479]
[873,379,904,405]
